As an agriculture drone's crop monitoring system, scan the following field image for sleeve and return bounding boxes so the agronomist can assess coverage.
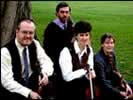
[88,46,94,69]
[1,48,31,98]
[59,47,87,82]
[34,40,54,76]
[42,23,56,62]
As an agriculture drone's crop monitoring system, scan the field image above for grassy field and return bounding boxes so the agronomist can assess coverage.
[32,1,133,81]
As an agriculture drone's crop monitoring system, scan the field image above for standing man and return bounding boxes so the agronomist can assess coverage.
[42,1,74,99]
[1,18,54,100]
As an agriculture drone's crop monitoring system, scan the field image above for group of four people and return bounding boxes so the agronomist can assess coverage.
[1,1,133,100]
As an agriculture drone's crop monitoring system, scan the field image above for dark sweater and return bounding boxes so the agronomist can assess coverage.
[43,21,73,78]
[43,22,73,62]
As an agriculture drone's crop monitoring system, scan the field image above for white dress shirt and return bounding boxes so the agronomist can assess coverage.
[1,39,54,98]
[59,40,94,82]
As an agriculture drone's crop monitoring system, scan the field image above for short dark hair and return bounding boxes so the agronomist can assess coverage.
[74,20,92,36]
[101,33,115,44]
[17,18,35,30]
[56,1,71,12]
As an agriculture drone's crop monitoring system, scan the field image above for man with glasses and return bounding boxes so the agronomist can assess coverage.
[1,18,54,100]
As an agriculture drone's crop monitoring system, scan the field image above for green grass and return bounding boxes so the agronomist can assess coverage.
[32,1,133,81]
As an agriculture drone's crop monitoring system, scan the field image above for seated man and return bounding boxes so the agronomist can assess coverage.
[1,18,54,100]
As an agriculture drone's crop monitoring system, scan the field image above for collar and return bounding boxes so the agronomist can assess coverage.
[74,40,87,56]
[53,18,67,30]
[15,38,28,52]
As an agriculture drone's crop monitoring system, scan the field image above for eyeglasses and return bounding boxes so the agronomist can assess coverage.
[60,10,69,14]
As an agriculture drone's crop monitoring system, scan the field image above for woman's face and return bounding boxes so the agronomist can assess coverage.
[102,38,115,54]
[77,32,90,49]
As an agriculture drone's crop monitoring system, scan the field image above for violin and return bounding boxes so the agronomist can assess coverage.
[107,52,127,92]
[81,45,94,100]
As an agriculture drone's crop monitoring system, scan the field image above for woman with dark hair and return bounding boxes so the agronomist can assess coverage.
[59,21,96,100]
[94,33,132,100]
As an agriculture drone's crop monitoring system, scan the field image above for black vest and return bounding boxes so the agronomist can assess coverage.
[68,44,90,71]
[5,39,40,85]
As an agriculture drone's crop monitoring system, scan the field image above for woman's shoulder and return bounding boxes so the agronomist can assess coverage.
[94,51,104,62]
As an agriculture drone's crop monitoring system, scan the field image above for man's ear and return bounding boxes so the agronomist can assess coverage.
[16,29,19,34]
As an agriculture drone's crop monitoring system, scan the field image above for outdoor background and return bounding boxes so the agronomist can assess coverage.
[31,1,133,81]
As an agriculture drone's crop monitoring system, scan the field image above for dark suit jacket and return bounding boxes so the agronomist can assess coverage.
[94,49,124,99]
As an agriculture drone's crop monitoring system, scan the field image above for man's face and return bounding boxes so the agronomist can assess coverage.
[16,21,35,46]
[102,38,115,54]
[56,7,70,23]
